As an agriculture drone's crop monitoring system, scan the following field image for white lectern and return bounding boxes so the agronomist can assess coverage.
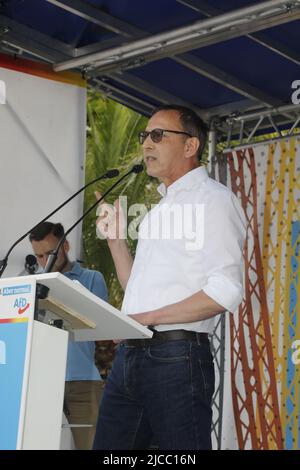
[0,273,152,450]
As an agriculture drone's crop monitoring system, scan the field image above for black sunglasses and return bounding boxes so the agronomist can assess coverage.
[138,128,192,145]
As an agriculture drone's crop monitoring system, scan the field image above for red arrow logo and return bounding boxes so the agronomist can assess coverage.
[18,303,30,315]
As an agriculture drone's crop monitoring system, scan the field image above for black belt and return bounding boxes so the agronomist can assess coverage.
[123,329,209,347]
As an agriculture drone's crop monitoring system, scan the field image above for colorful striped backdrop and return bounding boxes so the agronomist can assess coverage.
[223,137,300,449]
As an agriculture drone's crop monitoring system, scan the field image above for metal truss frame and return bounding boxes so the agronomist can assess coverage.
[1,0,299,121]
[209,153,228,449]
[177,0,300,66]
[220,103,300,151]
[47,0,288,113]
[53,0,300,73]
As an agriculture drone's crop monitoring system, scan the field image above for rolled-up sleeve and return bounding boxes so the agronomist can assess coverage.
[201,189,246,313]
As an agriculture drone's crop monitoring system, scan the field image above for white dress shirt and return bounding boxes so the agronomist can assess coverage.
[122,166,246,333]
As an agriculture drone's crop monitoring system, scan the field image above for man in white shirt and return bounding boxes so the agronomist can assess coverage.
[93,105,246,450]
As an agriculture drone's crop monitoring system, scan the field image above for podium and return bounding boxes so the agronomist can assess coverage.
[0,273,152,450]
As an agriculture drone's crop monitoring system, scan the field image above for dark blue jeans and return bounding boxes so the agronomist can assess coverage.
[93,337,215,450]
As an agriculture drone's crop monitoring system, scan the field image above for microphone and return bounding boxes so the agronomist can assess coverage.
[44,163,144,273]
[131,164,143,174]
[0,168,119,278]
[25,254,38,275]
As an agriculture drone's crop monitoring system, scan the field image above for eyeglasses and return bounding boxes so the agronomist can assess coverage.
[138,128,192,145]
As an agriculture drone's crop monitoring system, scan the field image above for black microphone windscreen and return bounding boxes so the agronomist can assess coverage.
[25,254,38,274]
[25,254,37,267]
[132,164,144,174]
[106,169,119,178]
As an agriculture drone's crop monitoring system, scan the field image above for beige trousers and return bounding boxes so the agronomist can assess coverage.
[64,380,105,450]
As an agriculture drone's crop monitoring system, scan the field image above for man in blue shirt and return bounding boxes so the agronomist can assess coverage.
[29,221,108,450]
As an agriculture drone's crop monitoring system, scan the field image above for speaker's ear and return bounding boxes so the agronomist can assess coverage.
[63,239,70,254]
[185,137,200,159]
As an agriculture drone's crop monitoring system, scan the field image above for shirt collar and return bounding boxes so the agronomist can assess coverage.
[65,261,82,277]
[157,166,209,197]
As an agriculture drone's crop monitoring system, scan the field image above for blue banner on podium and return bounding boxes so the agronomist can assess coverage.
[0,279,35,450]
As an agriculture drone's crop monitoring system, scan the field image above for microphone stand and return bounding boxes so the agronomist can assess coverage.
[44,164,143,273]
[0,169,119,278]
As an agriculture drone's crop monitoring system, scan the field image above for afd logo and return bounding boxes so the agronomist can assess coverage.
[3,284,31,296]
[14,298,30,315]
[0,340,6,365]
[0,80,5,104]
